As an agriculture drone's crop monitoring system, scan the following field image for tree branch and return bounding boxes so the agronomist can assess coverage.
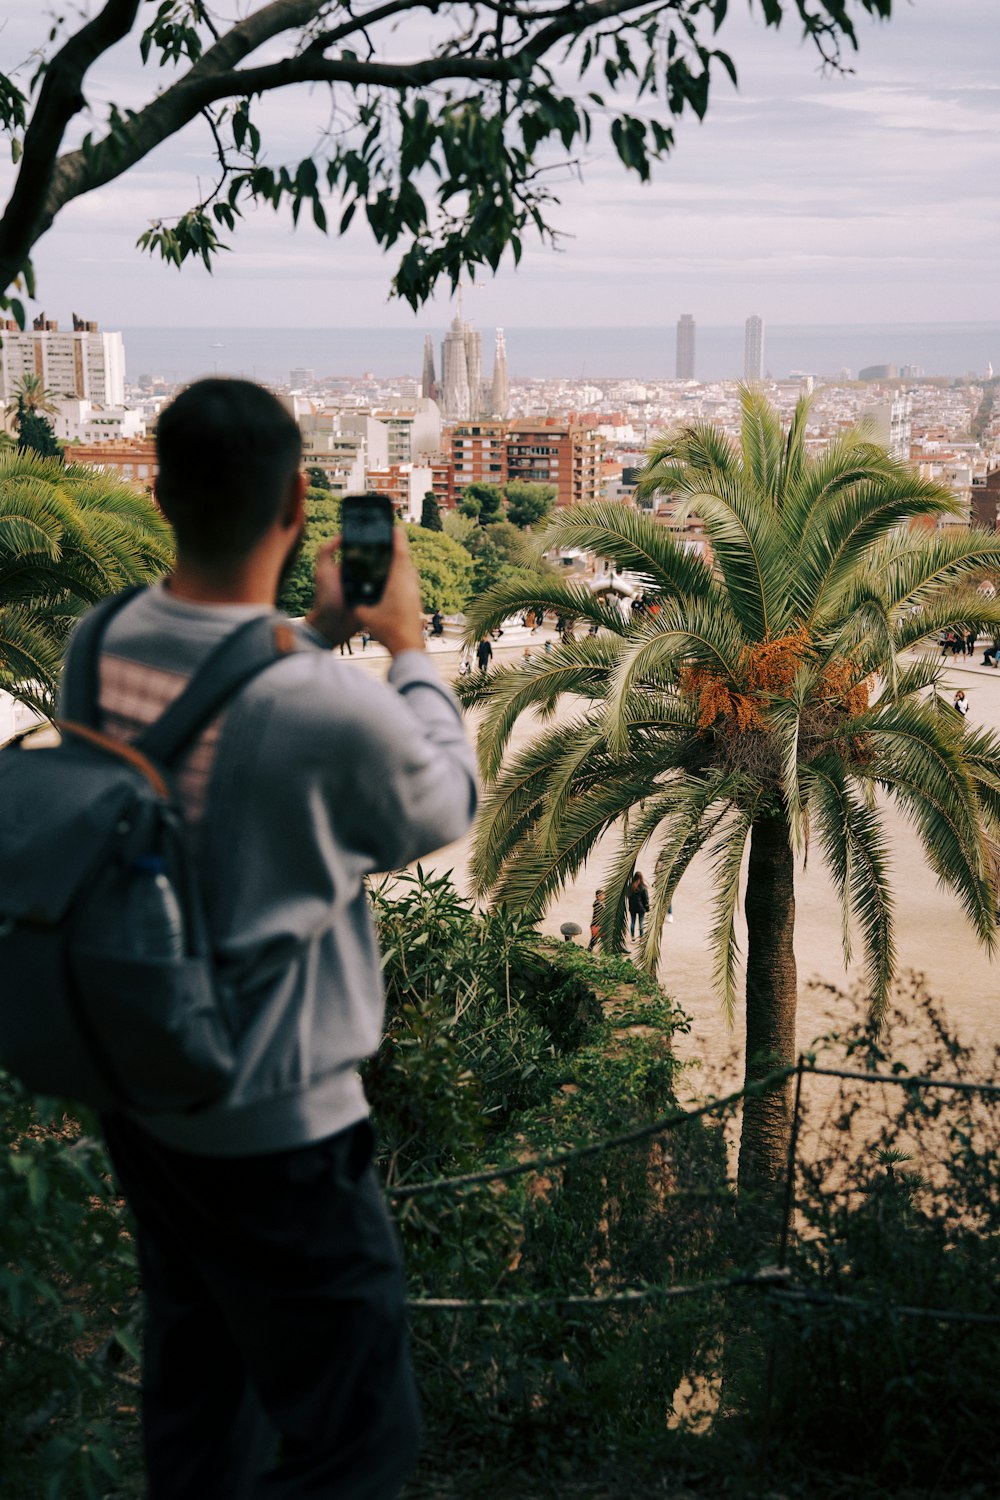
[1,0,143,283]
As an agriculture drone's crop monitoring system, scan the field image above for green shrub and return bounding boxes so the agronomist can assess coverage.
[366,870,728,1469]
[750,981,1000,1492]
[0,1076,139,1497]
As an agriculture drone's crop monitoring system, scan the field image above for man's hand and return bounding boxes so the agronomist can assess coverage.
[306,529,425,657]
[305,536,353,647]
[355,529,426,656]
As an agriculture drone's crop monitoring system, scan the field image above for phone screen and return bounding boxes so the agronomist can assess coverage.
[340,493,395,607]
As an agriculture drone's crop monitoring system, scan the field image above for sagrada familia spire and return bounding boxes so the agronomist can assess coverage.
[420,334,437,401]
[491,328,509,419]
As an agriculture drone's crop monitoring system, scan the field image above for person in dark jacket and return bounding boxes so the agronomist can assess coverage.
[477,637,493,673]
[628,871,650,939]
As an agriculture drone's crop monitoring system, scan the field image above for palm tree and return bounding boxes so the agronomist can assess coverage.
[0,450,173,715]
[461,389,1000,1188]
[5,374,62,459]
[4,372,58,425]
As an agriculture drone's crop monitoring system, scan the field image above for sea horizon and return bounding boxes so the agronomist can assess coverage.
[120,321,999,388]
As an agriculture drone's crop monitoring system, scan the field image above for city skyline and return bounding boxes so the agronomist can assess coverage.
[0,0,994,334]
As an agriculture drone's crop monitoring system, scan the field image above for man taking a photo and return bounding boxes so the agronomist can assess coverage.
[68,378,477,1498]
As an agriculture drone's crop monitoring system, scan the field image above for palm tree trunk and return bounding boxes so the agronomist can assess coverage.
[739,811,797,1193]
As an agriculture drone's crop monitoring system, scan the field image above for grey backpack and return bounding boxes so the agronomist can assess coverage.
[0,589,304,1112]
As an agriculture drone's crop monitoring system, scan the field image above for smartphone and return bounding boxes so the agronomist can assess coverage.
[340,492,395,607]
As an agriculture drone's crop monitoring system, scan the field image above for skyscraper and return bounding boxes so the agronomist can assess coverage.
[744,315,764,382]
[676,314,695,380]
[491,328,509,418]
[421,334,437,402]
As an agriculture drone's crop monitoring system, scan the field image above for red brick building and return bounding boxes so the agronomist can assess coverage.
[68,437,158,490]
[449,420,508,497]
[506,420,603,508]
[971,464,1000,530]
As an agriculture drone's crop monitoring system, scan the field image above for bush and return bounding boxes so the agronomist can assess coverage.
[366,869,729,1471]
[758,981,1000,1492]
[0,1078,139,1497]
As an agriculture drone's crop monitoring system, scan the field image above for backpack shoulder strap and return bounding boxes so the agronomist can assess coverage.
[136,616,308,768]
[60,586,146,728]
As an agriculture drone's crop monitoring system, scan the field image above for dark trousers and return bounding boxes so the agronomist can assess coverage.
[102,1115,421,1500]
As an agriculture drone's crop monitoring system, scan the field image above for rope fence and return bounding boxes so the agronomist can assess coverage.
[387,1059,1000,1202]
[393,1056,1000,1337]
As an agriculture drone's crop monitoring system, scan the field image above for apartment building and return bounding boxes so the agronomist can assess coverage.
[971,464,1000,530]
[55,400,145,445]
[449,420,508,495]
[373,398,441,466]
[861,395,912,462]
[506,420,603,507]
[364,463,436,523]
[0,314,126,407]
[297,409,389,494]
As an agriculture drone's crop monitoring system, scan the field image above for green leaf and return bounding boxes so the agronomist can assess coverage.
[114,1324,142,1364]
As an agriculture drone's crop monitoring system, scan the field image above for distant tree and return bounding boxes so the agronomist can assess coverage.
[277,488,341,618]
[463,520,543,597]
[5,373,62,460]
[4,373,57,425]
[442,511,479,548]
[16,408,62,461]
[420,490,443,531]
[0,451,172,712]
[471,536,508,597]
[0,3,891,321]
[305,465,332,491]
[404,524,475,613]
[459,482,504,526]
[506,481,556,530]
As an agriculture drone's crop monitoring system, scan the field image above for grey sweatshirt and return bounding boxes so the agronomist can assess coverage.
[65,584,478,1156]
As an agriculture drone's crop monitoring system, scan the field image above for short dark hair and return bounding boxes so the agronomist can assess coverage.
[155,378,302,562]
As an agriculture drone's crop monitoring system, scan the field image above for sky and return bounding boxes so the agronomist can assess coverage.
[0,0,996,331]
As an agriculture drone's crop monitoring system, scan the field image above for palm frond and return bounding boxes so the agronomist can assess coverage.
[776,393,811,499]
[463,636,629,776]
[641,777,746,971]
[860,703,997,948]
[462,572,632,642]
[704,806,755,1025]
[738,384,786,502]
[530,503,718,601]
[806,758,897,1024]
[636,423,740,498]
[796,469,960,624]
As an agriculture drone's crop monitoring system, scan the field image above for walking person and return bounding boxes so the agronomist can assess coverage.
[65,379,478,1500]
[477,636,493,674]
[628,871,650,940]
[588,889,606,951]
[954,688,970,718]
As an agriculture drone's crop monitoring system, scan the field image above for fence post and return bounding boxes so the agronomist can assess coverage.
[777,1054,806,1270]
[758,1053,806,1467]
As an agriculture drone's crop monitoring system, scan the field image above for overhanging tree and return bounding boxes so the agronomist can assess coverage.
[460,390,1000,1187]
[0,0,893,318]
